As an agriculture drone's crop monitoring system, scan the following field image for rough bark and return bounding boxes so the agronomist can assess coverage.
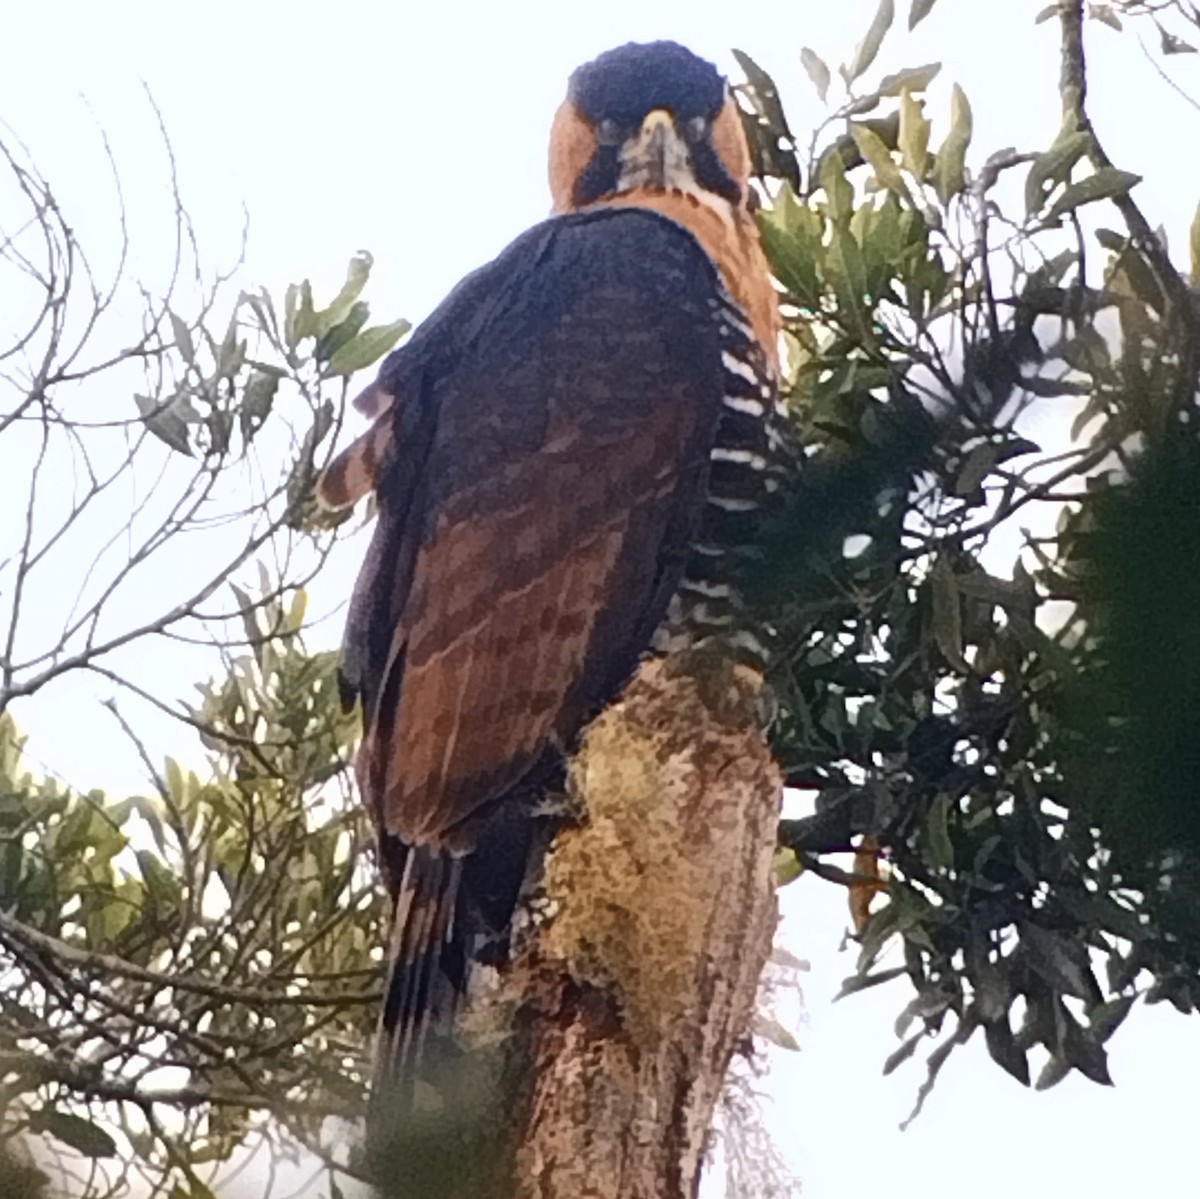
[492,650,782,1199]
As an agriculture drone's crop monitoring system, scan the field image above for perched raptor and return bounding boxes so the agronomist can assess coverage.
[318,40,786,1087]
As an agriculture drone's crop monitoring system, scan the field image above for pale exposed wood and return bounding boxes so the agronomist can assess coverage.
[495,651,781,1199]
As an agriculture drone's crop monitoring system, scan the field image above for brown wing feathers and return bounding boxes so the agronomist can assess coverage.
[384,365,715,846]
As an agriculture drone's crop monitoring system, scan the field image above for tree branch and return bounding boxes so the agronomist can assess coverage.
[0,908,379,1009]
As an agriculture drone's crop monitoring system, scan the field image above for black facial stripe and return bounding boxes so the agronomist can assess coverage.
[690,140,742,205]
[573,145,621,207]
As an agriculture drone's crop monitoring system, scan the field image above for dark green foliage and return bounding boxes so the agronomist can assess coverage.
[0,613,378,1188]
[1059,434,1200,870]
[736,5,1200,1108]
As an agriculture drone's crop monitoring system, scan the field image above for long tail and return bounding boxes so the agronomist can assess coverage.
[373,847,465,1091]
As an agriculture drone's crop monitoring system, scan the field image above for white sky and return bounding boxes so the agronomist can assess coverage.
[4,1,1200,1196]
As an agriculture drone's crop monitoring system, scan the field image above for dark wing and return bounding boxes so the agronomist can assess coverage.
[343,208,729,849]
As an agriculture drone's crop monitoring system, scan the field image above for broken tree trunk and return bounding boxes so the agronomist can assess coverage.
[503,651,782,1199]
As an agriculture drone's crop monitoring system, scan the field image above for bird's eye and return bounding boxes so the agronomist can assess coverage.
[596,118,623,145]
[684,116,708,141]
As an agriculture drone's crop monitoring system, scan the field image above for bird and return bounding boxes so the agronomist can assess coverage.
[317,39,788,1096]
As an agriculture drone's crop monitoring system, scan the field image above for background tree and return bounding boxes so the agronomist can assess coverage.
[0,115,406,1196]
[0,0,1199,1194]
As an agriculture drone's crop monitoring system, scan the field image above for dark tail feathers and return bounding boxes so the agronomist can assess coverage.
[374,847,465,1090]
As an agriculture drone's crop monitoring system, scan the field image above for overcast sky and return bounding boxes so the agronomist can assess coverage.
[3,2,1200,1196]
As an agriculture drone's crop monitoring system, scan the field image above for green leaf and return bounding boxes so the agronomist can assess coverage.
[836,965,908,999]
[286,587,308,633]
[933,84,972,204]
[851,123,912,203]
[926,792,954,868]
[164,756,185,801]
[1089,994,1135,1043]
[898,88,931,177]
[134,393,195,457]
[1189,198,1200,282]
[29,1109,117,1158]
[137,849,181,910]
[878,62,941,96]
[1046,167,1141,221]
[314,251,373,338]
[1022,922,1102,1003]
[316,300,371,364]
[819,153,854,224]
[984,1018,1030,1086]
[322,320,411,378]
[239,369,280,445]
[752,1012,801,1051]
[1024,374,1091,398]
[953,442,999,496]
[1057,889,1144,942]
[828,225,872,342]
[800,47,831,103]
[844,0,895,84]
[1035,1054,1071,1091]
[895,993,945,1041]
[773,846,803,885]
[169,311,194,364]
[128,794,167,853]
[1160,27,1196,54]
[214,312,246,380]
[955,564,1037,620]
[760,221,820,305]
[758,184,823,304]
[908,0,939,29]
[930,556,967,670]
[1024,129,1090,217]
[884,1030,924,1074]
[284,279,317,348]
[240,288,278,343]
[971,960,1012,1023]
[731,50,799,191]
[229,582,263,657]
[1059,324,1111,372]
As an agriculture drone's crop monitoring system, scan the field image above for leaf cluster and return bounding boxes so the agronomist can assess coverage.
[736,1,1200,1111]
[0,595,377,1194]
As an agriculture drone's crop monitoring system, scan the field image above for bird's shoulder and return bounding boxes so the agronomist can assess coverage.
[378,207,726,383]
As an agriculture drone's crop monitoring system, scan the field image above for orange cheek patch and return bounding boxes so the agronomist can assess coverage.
[548,102,598,212]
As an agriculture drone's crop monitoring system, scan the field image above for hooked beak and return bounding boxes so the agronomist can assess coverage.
[618,108,694,192]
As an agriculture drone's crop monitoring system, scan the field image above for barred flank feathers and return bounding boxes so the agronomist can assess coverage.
[373,847,464,1091]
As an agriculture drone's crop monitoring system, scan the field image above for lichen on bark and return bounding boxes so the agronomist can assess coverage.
[503,650,783,1199]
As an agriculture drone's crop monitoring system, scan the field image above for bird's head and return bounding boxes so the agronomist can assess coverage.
[549,42,753,216]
